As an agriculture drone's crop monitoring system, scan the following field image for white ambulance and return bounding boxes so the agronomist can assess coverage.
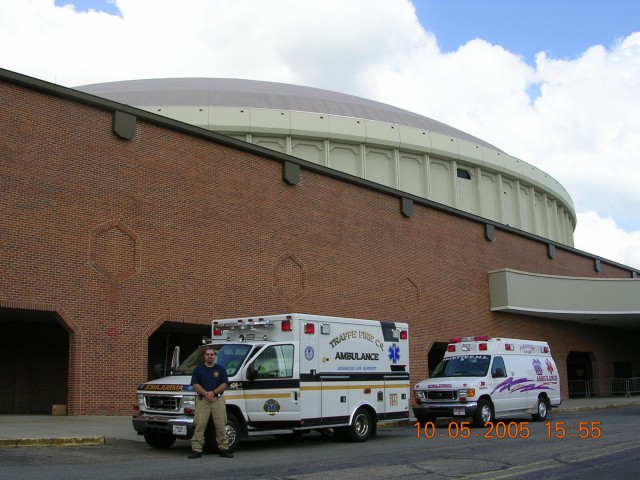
[133,313,410,451]
[413,336,561,426]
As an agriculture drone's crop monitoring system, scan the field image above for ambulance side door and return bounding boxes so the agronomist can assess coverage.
[243,344,301,425]
[489,356,514,414]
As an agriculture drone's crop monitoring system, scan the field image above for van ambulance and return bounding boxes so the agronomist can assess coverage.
[133,313,410,451]
[413,336,561,426]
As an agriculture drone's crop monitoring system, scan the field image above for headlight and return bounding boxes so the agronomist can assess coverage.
[137,394,145,405]
[458,388,476,400]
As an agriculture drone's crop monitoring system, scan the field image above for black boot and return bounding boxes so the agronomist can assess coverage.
[219,449,234,458]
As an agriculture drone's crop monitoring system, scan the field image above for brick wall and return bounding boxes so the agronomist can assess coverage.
[1,80,638,414]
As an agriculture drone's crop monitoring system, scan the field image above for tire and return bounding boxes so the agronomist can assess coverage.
[347,408,373,442]
[415,414,437,425]
[225,412,241,453]
[203,418,218,453]
[531,397,549,421]
[204,412,242,453]
[473,399,494,427]
[143,432,176,449]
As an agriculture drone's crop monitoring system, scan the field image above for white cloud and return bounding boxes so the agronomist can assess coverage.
[1,0,639,269]
[575,212,640,269]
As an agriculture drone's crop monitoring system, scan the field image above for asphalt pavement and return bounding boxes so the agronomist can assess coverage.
[1,396,639,448]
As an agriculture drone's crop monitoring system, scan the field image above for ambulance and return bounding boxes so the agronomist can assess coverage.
[133,313,410,451]
[413,336,561,426]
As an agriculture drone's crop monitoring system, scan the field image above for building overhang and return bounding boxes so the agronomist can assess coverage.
[488,269,640,331]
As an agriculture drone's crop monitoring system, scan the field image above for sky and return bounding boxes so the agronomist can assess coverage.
[1,0,639,269]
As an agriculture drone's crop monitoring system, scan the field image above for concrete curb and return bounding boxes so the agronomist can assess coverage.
[0,436,105,448]
[552,401,640,414]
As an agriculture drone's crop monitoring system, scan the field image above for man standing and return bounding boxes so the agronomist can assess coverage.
[188,347,234,458]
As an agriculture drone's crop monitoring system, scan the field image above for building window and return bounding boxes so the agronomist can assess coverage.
[457,168,471,180]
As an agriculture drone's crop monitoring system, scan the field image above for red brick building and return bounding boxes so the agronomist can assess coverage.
[1,69,639,415]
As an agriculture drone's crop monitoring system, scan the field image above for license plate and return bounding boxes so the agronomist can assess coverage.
[172,425,187,436]
[453,408,466,416]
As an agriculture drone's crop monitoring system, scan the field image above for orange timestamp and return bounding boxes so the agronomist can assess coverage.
[544,421,601,439]
[414,420,602,439]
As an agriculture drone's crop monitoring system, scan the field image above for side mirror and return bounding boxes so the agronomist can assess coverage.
[246,363,256,381]
[170,346,180,372]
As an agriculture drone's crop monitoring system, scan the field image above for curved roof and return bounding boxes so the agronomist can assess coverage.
[76,78,500,150]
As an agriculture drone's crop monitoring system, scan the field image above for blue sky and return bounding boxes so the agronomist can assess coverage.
[413,0,640,64]
[55,0,120,16]
[7,1,640,268]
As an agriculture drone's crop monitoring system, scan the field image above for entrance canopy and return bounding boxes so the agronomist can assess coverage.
[489,269,640,331]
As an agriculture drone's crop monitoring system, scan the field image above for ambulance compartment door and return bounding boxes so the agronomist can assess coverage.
[384,374,409,418]
[320,375,350,424]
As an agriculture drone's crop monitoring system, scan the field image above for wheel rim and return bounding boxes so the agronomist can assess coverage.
[481,405,492,422]
[226,421,237,446]
[538,400,547,417]
[354,412,369,437]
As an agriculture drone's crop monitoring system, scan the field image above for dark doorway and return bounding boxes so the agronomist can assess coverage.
[566,351,594,398]
[147,322,211,380]
[427,342,448,377]
[0,308,69,414]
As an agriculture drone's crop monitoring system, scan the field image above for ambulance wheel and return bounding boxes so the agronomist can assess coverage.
[203,412,241,453]
[473,399,494,427]
[143,432,176,449]
[347,408,373,442]
[416,415,436,425]
[225,413,241,453]
[532,397,549,421]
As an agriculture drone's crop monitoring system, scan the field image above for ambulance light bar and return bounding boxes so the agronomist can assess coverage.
[448,335,492,343]
[213,317,278,336]
[447,335,492,352]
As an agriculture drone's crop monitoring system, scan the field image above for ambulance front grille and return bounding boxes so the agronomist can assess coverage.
[144,395,180,411]
[426,390,457,401]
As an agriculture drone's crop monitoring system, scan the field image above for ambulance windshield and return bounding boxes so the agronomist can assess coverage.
[172,344,252,376]
[431,355,490,378]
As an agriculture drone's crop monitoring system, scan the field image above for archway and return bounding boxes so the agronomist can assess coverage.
[427,342,448,377]
[0,308,69,414]
[147,322,211,380]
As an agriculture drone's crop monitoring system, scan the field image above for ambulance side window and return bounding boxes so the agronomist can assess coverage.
[491,356,507,378]
[254,345,294,379]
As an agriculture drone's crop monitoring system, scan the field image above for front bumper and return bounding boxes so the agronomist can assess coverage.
[132,413,195,439]
[413,401,479,419]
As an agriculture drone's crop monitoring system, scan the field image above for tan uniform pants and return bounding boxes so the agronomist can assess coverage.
[191,396,228,452]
